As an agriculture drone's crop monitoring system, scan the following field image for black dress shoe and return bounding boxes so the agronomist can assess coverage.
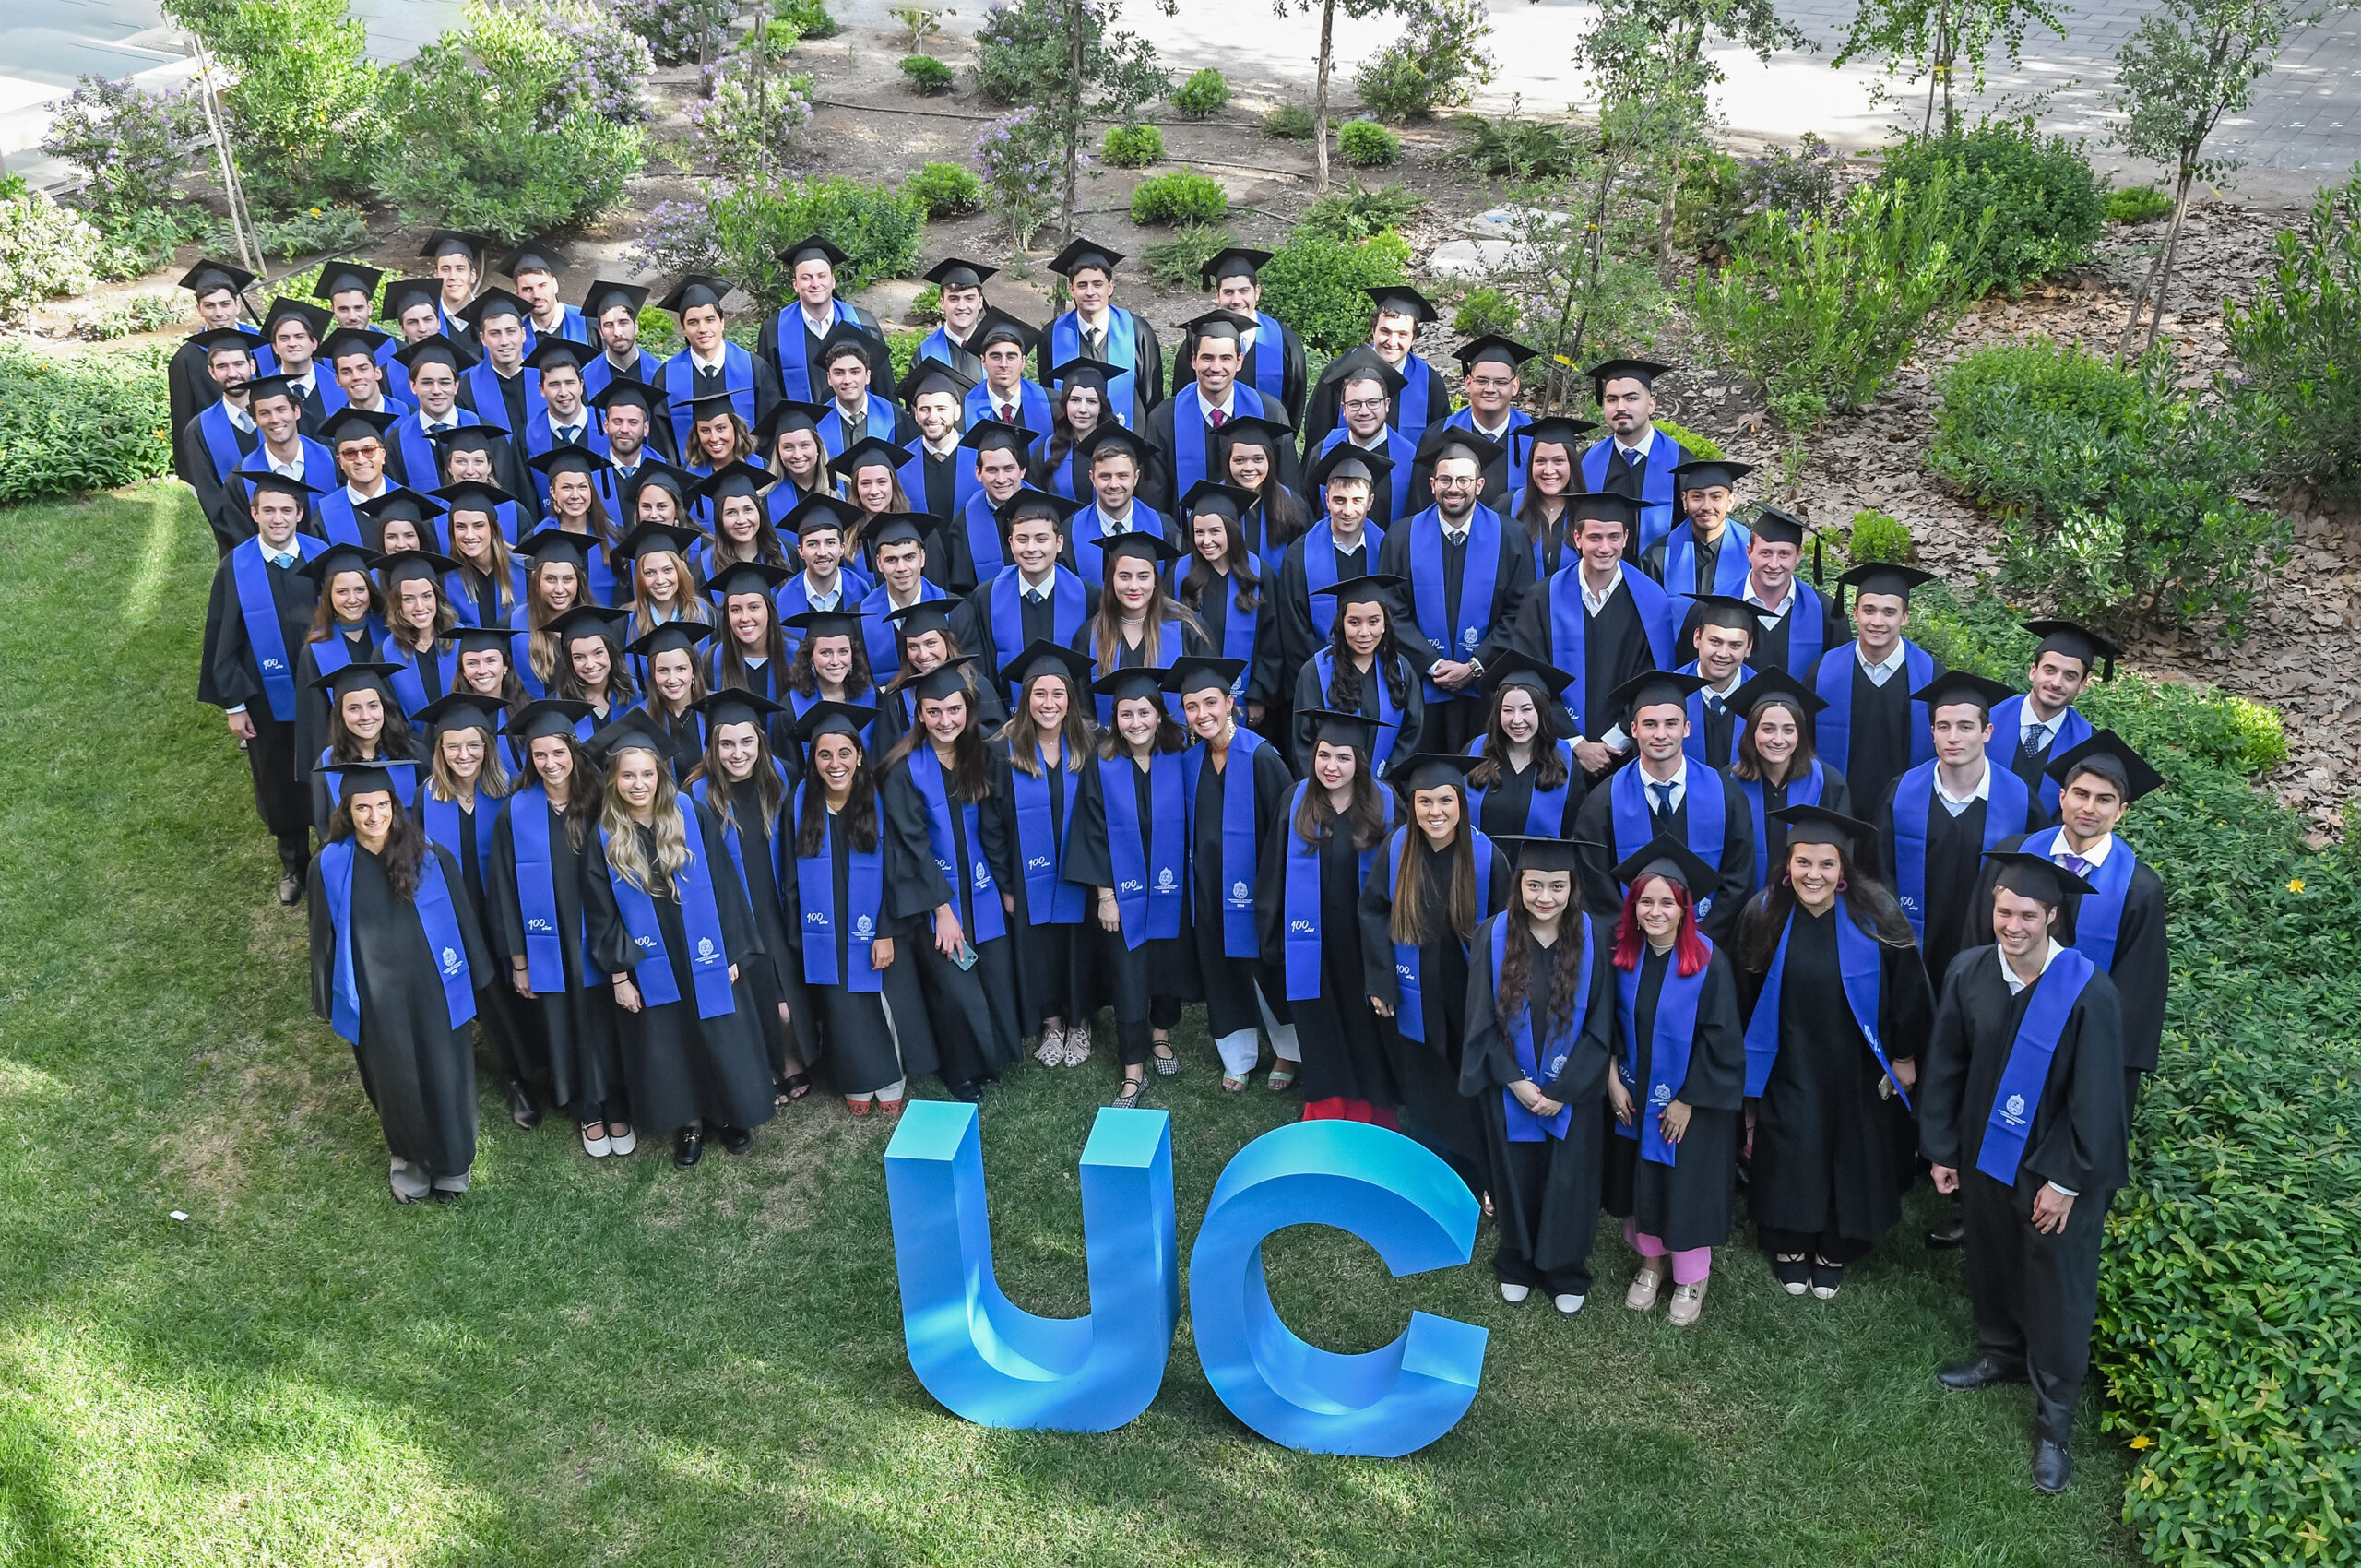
[1935,1355,2028,1392]
[507,1081,542,1130]
[949,1079,982,1104]
[673,1127,705,1168]
[2032,1438,2073,1493]
[719,1125,753,1154]
[1926,1217,1966,1249]
[278,873,304,906]
[431,1188,460,1205]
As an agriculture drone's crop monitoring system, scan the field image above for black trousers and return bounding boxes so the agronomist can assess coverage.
[1961,1169,2109,1443]
[245,709,312,874]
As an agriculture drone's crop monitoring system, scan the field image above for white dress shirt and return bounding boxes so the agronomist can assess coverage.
[1933,758,1992,816]
[1857,640,1908,686]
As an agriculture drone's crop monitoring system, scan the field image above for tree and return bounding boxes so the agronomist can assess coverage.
[2108,0,2338,362]
[1833,0,2065,137]
[970,0,1169,245]
[1271,0,1411,193]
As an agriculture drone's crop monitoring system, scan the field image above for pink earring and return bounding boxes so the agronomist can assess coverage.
[1837,878,1849,891]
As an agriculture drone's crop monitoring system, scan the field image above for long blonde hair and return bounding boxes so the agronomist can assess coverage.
[429,725,513,802]
[599,744,693,895]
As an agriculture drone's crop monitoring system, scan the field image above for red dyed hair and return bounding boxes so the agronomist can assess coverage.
[1612,874,1711,977]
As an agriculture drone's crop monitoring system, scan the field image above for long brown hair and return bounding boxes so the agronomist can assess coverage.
[1095,698,1186,761]
[554,630,641,708]
[883,686,993,802]
[1087,569,1204,677]
[1731,695,1820,784]
[447,512,519,622]
[1293,755,1389,852]
[528,731,602,850]
[1468,686,1570,792]
[685,724,786,837]
[1735,840,1915,971]
[793,741,881,857]
[1006,671,1094,774]
[327,687,419,765]
[1180,511,1262,616]
[1390,802,1479,946]
[1494,895,1585,1049]
[306,565,381,643]
[713,596,789,692]
[326,790,431,898]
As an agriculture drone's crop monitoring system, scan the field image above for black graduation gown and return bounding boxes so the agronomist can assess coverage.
[1271,529,1380,683]
[170,335,231,478]
[1376,511,1536,750]
[1510,573,1662,746]
[1750,588,1847,676]
[1066,752,1200,1054]
[1603,945,1745,1252]
[1300,353,1450,451]
[294,624,384,790]
[1183,573,1285,708]
[1460,913,1617,1292]
[1572,765,1757,944]
[1258,814,1392,1107]
[178,406,261,548]
[427,787,541,1093]
[308,842,492,1180]
[311,736,423,837]
[1173,315,1310,429]
[198,544,319,861]
[871,672,1006,758]
[1842,658,1947,817]
[879,759,1023,1087]
[1738,905,1935,1250]
[1187,736,1298,1038]
[580,800,778,1135]
[488,794,626,1115]
[719,777,819,1078]
[755,301,885,401]
[1874,773,2047,984]
[1974,833,2170,1079]
[1471,749,1586,844]
[986,744,1093,1034]
[1919,947,2127,1442]
[1359,837,1512,1174]
[784,802,941,1095]
[919,450,961,522]
[1290,651,1426,780]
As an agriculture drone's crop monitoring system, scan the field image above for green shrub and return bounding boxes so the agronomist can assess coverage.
[74,293,191,342]
[2226,171,2361,498]
[1845,508,1915,564]
[0,344,173,503]
[163,0,385,208]
[41,76,208,213]
[1100,122,1166,168]
[81,199,211,279]
[0,193,108,321]
[1465,113,1577,178]
[1298,181,1421,243]
[1143,221,1233,290]
[1338,119,1402,168]
[1353,0,1496,121]
[908,282,943,323]
[636,304,682,357]
[1263,102,1316,139]
[1931,339,2290,636]
[1651,417,1723,461]
[2106,183,2175,223]
[903,160,984,218]
[1876,118,2104,294]
[1257,230,1412,353]
[1452,286,1520,337]
[1690,165,1986,429]
[611,0,730,65]
[1171,67,1230,118]
[709,176,924,308]
[900,53,955,93]
[885,326,924,386]
[208,204,369,265]
[1130,168,1228,225]
[774,0,838,39]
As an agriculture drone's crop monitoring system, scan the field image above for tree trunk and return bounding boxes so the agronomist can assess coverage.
[1921,0,1947,137]
[2140,167,2201,358]
[2118,166,2195,363]
[752,4,769,181]
[1314,0,1335,194]
[1062,7,1086,244]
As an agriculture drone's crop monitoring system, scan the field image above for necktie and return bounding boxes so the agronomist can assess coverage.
[1705,692,1725,717]
[557,426,580,446]
[1649,781,1676,826]
[998,402,1014,424]
[1087,328,1105,359]
[2060,852,2090,876]
[266,551,296,570]
[2023,723,2044,751]
[1208,408,1227,429]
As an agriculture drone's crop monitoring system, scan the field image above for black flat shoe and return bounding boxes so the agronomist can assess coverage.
[719,1125,753,1154]
[2032,1438,2073,1493]
[949,1079,982,1104]
[1926,1217,1966,1249]
[673,1128,705,1168]
[1936,1355,2028,1392]
[278,873,304,906]
[507,1081,541,1130]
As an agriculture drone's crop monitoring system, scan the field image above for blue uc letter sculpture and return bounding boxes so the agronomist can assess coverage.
[884,1100,1179,1431]
[1189,1119,1487,1456]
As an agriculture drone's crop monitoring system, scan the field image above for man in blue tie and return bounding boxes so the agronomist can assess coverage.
[1578,357,1689,556]
[1987,620,2113,814]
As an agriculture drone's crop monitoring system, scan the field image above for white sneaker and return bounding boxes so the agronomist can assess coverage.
[1499,1282,1532,1304]
[609,1127,637,1157]
[1553,1293,1586,1315]
[581,1125,611,1158]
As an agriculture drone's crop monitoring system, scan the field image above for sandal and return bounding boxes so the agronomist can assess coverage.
[879,1096,907,1119]
[846,1096,872,1116]
[1112,1076,1146,1109]
[1265,1064,1298,1091]
[1221,1074,1248,1092]
[775,1072,813,1107]
[1063,1019,1093,1067]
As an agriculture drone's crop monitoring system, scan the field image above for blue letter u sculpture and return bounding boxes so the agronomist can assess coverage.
[884,1100,1179,1431]
[1188,1119,1487,1456]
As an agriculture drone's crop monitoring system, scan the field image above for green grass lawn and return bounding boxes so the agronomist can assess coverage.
[0,487,2136,1566]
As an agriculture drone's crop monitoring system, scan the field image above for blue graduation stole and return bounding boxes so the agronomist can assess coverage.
[1090,618,1186,724]
[321,754,418,813]
[1659,517,1754,646]
[421,786,500,885]
[1773,581,1829,679]
[1181,726,1266,958]
[1385,826,1495,1043]
[773,570,868,655]
[1031,434,1083,503]
[908,745,1006,942]
[236,437,338,496]
[1406,503,1501,699]
[916,325,977,372]
[1976,948,2098,1185]
[794,783,888,990]
[964,376,1054,434]
[761,477,815,534]
[1891,761,2032,942]
[1608,763,1728,916]
[1741,905,1909,1103]
[1493,913,1591,1140]
[194,398,250,483]
[313,486,369,548]
[581,348,660,400]
[1545,566,1674,737]
[319,838,477,1043]
[660,342,756,453]
[858,579,948,678]
[1466,735,1574,835]
[772,298,856,398]
[231,534,326,721]
[1169,383,1269,501]
[692,767,791,921]
[989,567,1087,695]
[307,623,377,688]
[2023,826,2134,968]
[235,323,278,378]
[1443,405,1533,485]
[1314,425,1416,521]
[448,562,525,627]
[1009,746,1087,925]
[1740,760,1825,890]
[1814,640,1936,786]
[1579,431,1688,555]
[958,489,1009,583]
[819,393,901,460]
[507,784,580,991]
[509,629,545,699]
[1069,502,1169,587]
[1246,312,1287,405]
[1098,751,1186,948]
[389,408,480,492]
[1311,647,1404,777]
[601,805,738,1017]
[1394,352,1434,439]
[1613,938,1712,1165]
[894,445,931,514]
[374,339,411,404]
[1679,660,1755,767]
[1051,306,1141,422]
[1302,519,1385,642]
[1207,572,1259,694]
[1987,695,2094,816]
[522,408,610,469]
[382,636,458,718]
[1280,779,1391,999]
[519,304,591,359]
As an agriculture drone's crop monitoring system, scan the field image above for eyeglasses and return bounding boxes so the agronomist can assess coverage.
[1466,374,1515,392]
[1341,398,1388,413]
[1430,474,1477,489]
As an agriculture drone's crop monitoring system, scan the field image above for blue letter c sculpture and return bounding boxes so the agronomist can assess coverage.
[1188,1119,1487,1456]
[884,1100,1178,1431]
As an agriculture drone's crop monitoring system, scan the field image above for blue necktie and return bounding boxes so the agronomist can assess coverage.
[1649,781,1676,826]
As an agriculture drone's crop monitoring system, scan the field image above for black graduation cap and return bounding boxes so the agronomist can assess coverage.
[623,457,699,510]
[1100,529,1185,570]
[544,604,628,647]
[781,606,864,640]
[260,297,330,339]
[783,493,862,538]
[752,398,829,444]
[1075,422,1153,469]
[785,233,850,270]
[924,256,999,291]
[1668,458,1754,493]
[1565,491,1643,529]
[625,621,712,659]
[419,230,492,268]
[1302,440,1396,493]
[686,390,753,429]
[318,326,392,366]
[1908,669,2016,717]
[1586,357,1674,398]
[1047,237,1123,278]
[509,697,595,741]
[524,336,592,374]
[427,422,513,460]
[1835,561,1936,610]
[1310,571,1405,609]
[689,688,787,732]
[1322,347,1407,396]
[1413,423,1503,472]
[1300,706,1381,754]
[1199,246,1273,287]
[2023,619,2121,682]
[1687,592,1758,636]
[1092,666,1169,707]
[973,308,1039,353]
[1181,306,1252,343]
[1489,835,1596,873]
[828,434,913,481]
[611,519,704,563]
[1000,639,1094,690]
[1607,670,1707,725]
[414,692,502,737]
[657,274,736,315]
[1485,647,1576,701]
[1453,334,1540,371]
[1164,654,1247,697]
[793,699,877,745]
[865,513,934,552]
[242,373,301,407]
[1392,752,1481,793]
[314,259,385,302]
[440,622,515,659]
[1985,849,2096,907]
[321,759,410,795]
[1364,285,1437,325]
[908,654,980,705]
[1727,667,1827,722]
[1750,504,1824,585]
[714,560,796,600]
[1611,833,1720,897]
[1769,803,1875,851]
[2047,729,2164,802]
[317,405,399,448]
[817,322,879,367]
[958,418,1034,456]
[993,486,1070,531]
[379,276,444,324]
[297,542,375,586]
[883,599,957,640]
[501,239,568,280]
[242,469,321,505]
[529,445,614,482]
[588,378,664,418]
[1522,414,1601,451]
[586,707,678,763]
[458,288,529,330]
[179,258,256,299]
[374,547,460,586]
[1046,357,1111,396]
[513,527,593,572]
[1214,413,1294,456]
[896,357,976,406]
[393,332,479,373]
[584,279,651,321]
[309,659,403,697]
[1178,479,1257,520]
[186,326,259,359]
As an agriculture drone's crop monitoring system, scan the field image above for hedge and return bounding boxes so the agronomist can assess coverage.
[0,344,174,505]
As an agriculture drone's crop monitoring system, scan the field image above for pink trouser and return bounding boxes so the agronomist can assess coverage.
[1625,1218,1712,1285]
